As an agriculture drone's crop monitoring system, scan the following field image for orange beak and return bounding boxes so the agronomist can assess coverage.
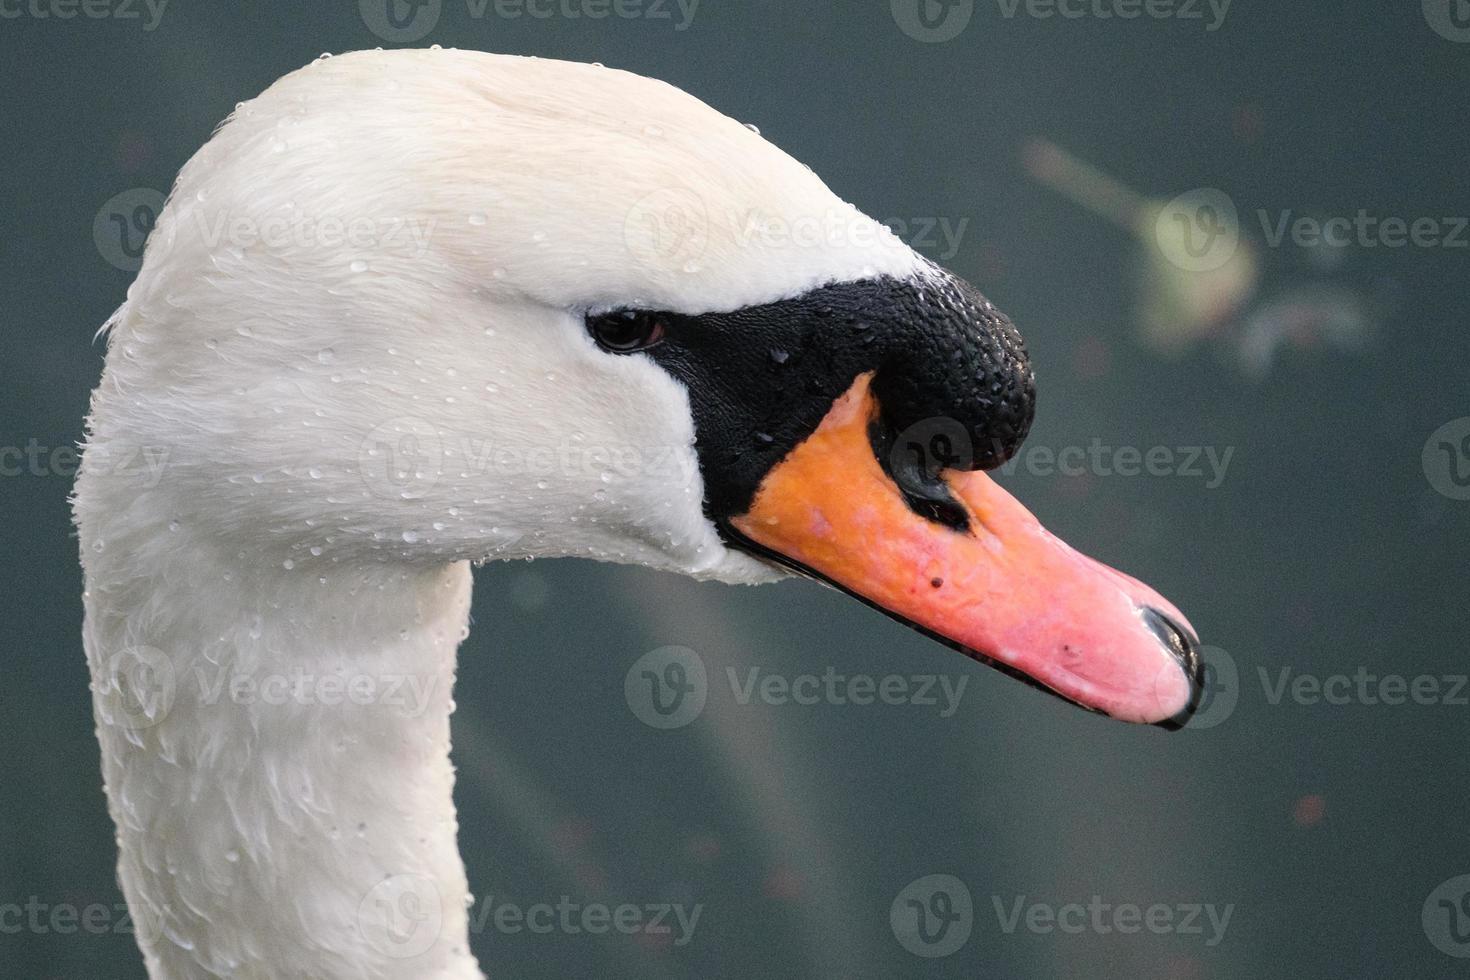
[730,373,1203,727]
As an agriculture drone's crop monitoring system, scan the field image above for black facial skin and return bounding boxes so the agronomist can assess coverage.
[591,271,1037,526]
[585,271,1203,729]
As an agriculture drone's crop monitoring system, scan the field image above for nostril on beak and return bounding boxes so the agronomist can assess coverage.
[1144,606,1205,731]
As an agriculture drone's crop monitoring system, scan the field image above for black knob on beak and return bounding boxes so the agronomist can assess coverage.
[871,271,1036,471]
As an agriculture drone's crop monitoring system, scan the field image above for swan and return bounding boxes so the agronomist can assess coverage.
[73,49,1204,979]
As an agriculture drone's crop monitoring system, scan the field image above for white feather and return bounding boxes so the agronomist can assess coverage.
[75,49,929,979]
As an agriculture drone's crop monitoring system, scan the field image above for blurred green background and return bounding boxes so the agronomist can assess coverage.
[3,1,1469,977]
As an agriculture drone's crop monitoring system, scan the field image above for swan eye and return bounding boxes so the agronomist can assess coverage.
[587,310,666,354]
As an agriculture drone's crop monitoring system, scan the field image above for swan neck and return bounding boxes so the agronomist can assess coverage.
[82,540,484,980]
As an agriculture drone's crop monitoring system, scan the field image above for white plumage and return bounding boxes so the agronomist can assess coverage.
[75,49,930,978]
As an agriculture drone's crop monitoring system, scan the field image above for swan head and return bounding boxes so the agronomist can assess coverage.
[88,49,1202,726]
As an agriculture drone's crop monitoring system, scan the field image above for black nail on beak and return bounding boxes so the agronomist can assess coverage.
[1144,606,1205,731]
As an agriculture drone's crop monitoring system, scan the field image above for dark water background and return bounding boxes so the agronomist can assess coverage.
[3,1,1467,976]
